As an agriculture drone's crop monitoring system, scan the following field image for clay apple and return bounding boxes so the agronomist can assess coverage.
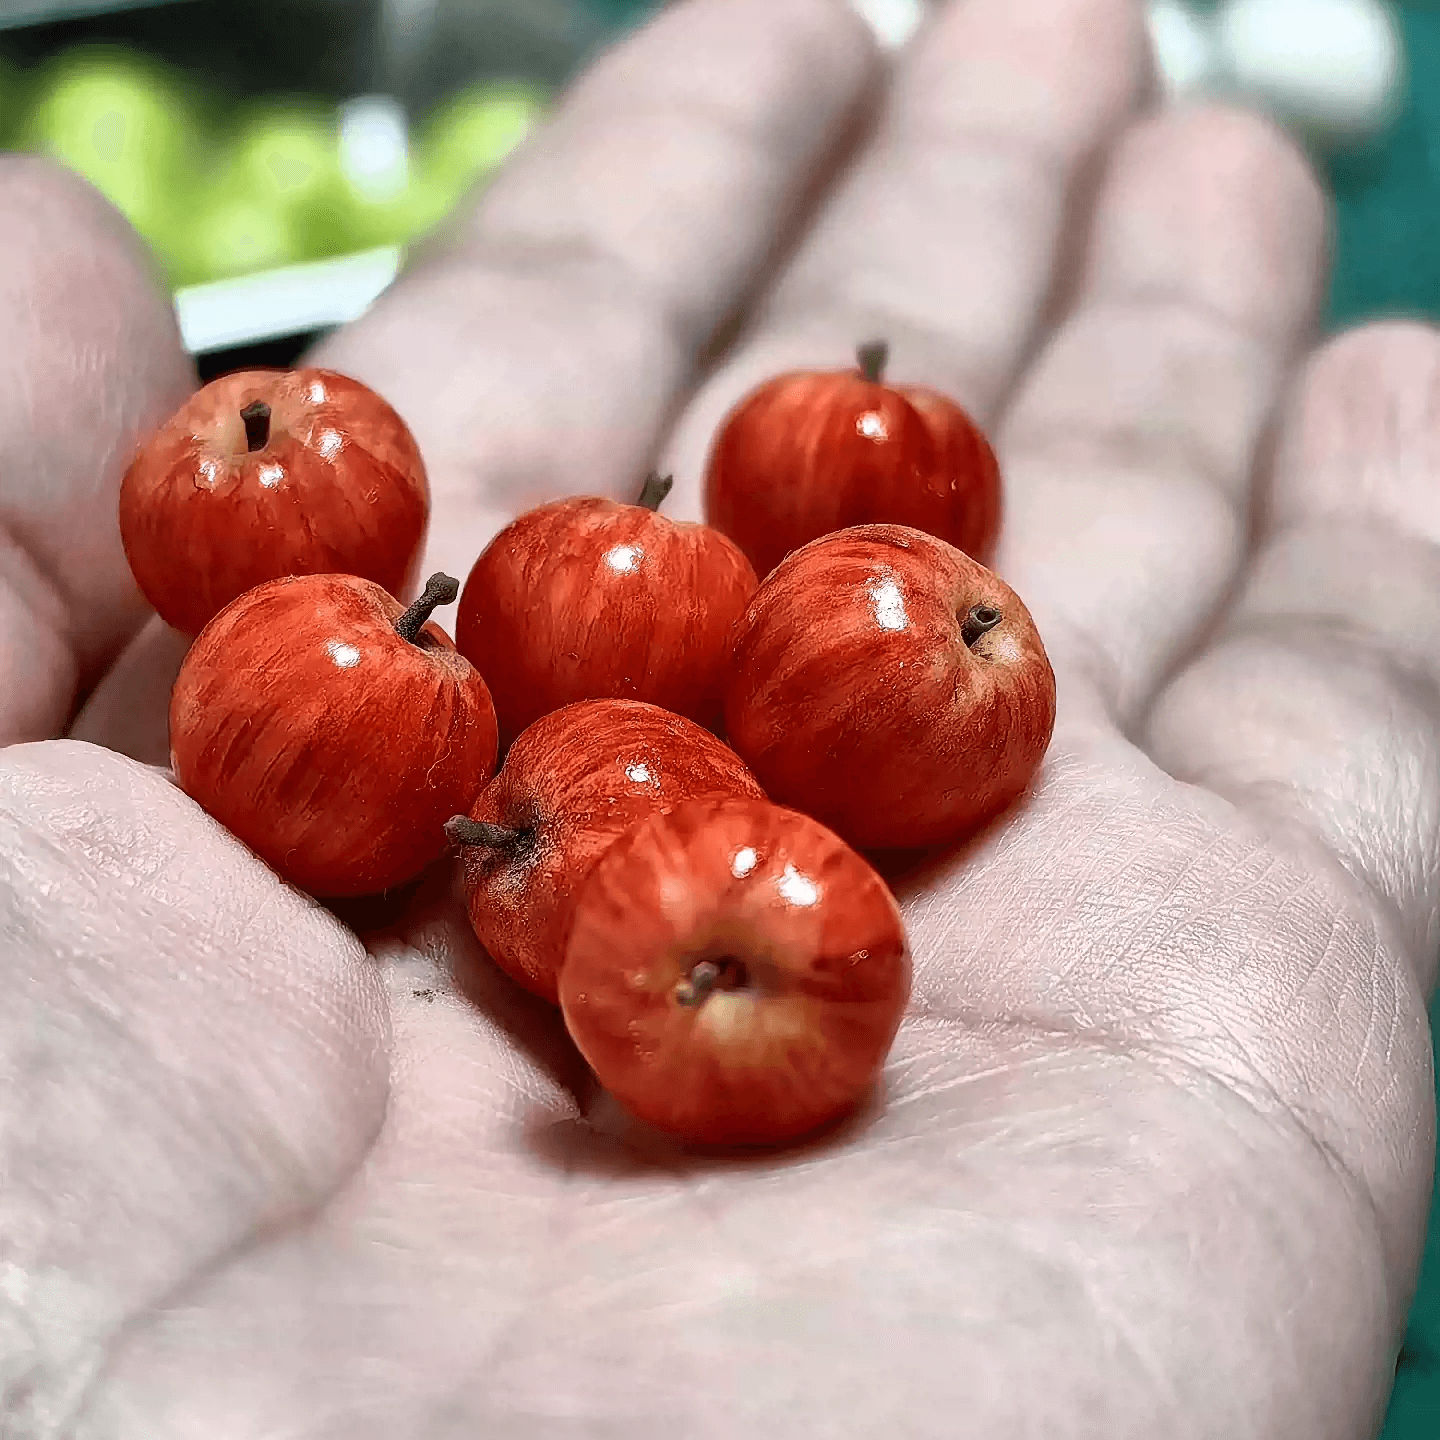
[704,341,1002,579]
[724,524,1055,851]
[446,698,764,1004]
[454,474,757,747]
[559,794,911,1147]
[171,571,497,897]
[120,366,429,636]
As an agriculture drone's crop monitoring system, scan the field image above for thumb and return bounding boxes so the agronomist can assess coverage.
[0,740,389,1428]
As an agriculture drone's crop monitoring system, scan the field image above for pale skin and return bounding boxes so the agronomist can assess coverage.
[0,0,1436,1433]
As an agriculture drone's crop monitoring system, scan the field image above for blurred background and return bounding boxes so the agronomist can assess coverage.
[0,0,1437,1434]
[0,0,665,373]
[0,0,1433,365]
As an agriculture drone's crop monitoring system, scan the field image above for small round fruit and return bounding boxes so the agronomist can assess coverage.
[171,571,496,897]
[454,473,757,746]
[724,524,1056,851]
[704,342,1002,579]
[120,367,429,636]
[559,794,911,1147]
[446,698,764,1004]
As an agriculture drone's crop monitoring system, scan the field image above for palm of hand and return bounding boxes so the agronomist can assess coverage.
[2,2,1437,1437]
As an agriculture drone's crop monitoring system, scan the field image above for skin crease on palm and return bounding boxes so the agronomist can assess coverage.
[4,0,1440,1432]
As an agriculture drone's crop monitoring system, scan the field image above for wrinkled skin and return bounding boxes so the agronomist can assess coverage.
[3,0,1438,1436]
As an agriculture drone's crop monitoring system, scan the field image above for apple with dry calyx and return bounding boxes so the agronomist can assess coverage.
[723,523,1056,852]
[558,794,912,1147]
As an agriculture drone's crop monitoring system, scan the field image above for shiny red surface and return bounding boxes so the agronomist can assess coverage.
[723,524,1056,851]
[170,573,497,898]
[704,360,1002,580]
[455,699,764,1005]
[120,367,429,637]
[454,494,757,748]
[559,795,911,1147]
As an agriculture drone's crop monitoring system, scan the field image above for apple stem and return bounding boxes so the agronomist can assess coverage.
[636,472,674,511]
[674,956,748,1007]
[444,815,527,850]
[962,604,1003,647]
[675,960,722,1007]
[857,341,889,384]
[240,400,271,453]
[395,572,460,645]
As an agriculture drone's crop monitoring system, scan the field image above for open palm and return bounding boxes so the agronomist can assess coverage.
[3,1,1437,1435]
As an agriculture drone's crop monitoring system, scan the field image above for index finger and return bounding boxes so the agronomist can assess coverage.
[0,158,194,746]
[312,0,883,583]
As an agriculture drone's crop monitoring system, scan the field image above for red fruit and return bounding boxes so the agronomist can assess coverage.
[704,342,1002,579]
[559,795,911,1147]
[446,698,764,1005]
[171,572,497,897]
[454,474,758,747]
[120,367,429,636]
[724,524,1056,852]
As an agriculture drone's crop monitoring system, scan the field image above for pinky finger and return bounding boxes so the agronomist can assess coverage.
[1143,322,1440,990]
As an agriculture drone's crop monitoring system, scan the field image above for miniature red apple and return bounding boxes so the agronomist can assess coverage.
[120,367,429,636]
[454,474,757,747]
[559,794,911,1146]
[446,698,764,1004]
[171,571,497,897]
[724,524,1055,851]
[704,342,1002,579]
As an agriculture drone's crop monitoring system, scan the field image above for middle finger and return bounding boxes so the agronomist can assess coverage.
[659,0,1151,506]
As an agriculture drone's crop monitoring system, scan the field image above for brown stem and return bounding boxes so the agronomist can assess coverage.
[240,400,271,452]
[856,341,888,384]
[395,572,459,644]
[674,956,747,1007]
[961,604,1003,648]
[444,815,526,850]
[675,960,721,1007]
[637,472,674,511]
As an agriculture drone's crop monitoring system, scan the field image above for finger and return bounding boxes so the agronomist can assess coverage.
[312,0,883,586]
[69,878,595,1437]
[67,616,189,767]
[0,740,388,1429]
[1144,321,1440,987]
[658,0,1150,512]
[993,104,1326,720]
[0,158,194,745]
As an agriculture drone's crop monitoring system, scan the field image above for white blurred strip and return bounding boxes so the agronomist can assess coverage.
[173,246,403,355]
[1148,0,1220,100]
[0,0,175,27]
[847,0,925,52]
[339,95,411,204]
[1215,0,1404,140]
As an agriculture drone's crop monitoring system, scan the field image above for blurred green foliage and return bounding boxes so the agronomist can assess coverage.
[0,41,548,287]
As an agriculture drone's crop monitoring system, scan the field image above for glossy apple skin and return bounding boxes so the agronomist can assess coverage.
[559,795,911,1147]
[455,495,758,747]
[704,359,1001,580]
[455,699,764,1004]
[170,574,497,898]
[120,367,429,637]
[723,524,1056,852]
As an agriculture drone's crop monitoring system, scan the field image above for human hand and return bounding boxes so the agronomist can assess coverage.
[3,1,1436,1435]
